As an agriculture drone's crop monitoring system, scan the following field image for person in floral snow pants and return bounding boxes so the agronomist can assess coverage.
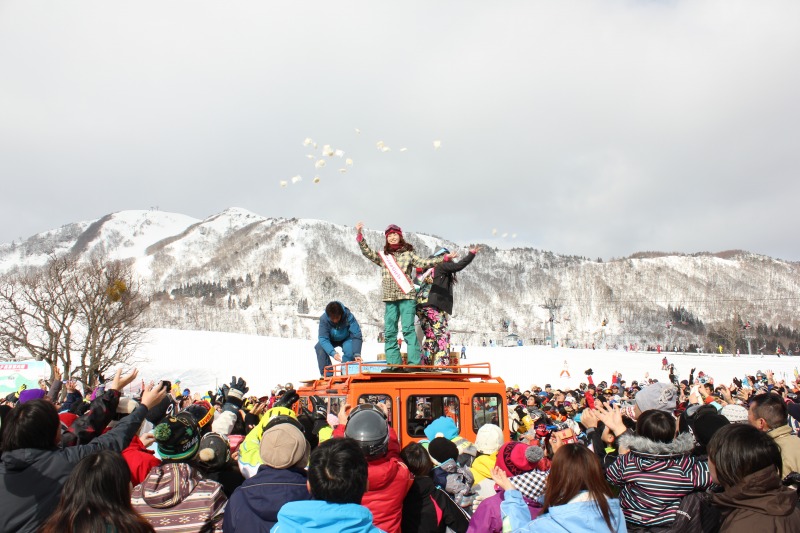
[416,246,478,367]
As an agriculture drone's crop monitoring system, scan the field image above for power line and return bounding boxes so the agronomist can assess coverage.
[558,296,800,305]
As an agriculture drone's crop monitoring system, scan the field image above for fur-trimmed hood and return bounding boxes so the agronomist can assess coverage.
[620,431,695,456]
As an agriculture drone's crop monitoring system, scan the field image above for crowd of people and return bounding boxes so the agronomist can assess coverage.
[2,360,800,532]
[2,222,800,532]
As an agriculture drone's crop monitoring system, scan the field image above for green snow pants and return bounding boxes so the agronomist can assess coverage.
[384,299,421,366]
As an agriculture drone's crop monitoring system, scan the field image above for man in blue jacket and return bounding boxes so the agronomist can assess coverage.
[315,301,363,376]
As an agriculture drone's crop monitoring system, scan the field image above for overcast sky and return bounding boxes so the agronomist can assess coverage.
[1,1,799,260]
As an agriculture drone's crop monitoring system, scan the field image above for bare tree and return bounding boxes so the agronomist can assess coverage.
[708,307,744,354]
[0,254,149,387]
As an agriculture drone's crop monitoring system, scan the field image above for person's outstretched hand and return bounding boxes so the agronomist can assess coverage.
[109,368,139,391]
[275,390,300,409]
[594,402,626,436]
[140,382,167,410]
[227,376,249,402]
[355,222,364,235]
[338,403,352,427]
[490,466,514,491]
[310,396,328,419]
[580,408,599,429]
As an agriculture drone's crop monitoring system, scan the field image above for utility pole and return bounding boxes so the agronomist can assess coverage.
[540,298,562,348]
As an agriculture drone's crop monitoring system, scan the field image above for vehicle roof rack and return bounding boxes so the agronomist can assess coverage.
[313,361,497,387]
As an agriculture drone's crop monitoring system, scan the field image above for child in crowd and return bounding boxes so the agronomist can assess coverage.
[272,438,383,533]
[428,436,477,510]
[400,442,470,533]
[603,407,712,529]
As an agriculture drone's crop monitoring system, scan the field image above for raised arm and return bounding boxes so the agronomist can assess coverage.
[437,248,477,274]
[356,222,382,266]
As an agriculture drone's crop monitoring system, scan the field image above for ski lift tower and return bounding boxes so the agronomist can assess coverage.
[541,298,562,349]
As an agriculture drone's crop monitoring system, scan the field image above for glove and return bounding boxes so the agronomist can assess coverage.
[229,376,248,397]
[584,368,593,376]
[275,390,300,409]
[225,376,248,408]
[310,396,328,419]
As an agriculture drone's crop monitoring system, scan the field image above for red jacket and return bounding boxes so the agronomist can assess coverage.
[333,425,411,533]
[122,434,161,487]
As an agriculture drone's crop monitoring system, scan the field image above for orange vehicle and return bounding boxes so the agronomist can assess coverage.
[296,361,509,447]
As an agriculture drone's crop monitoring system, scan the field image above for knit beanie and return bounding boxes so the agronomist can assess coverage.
[18,389,46,404]
[720,404,748,424]
[693,413,730,447]
[196,432,231,472]
[424,416,459,441]
[496,442,540,477]
[428,437,459,465]
[183,401,214,435]
[154,412,200,461]
[475,424,504,455]
[635,382,678,414]
[260,422,309,469]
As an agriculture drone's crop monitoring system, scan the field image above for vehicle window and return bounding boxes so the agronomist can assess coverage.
[472,394,503,432]
[299,395,347,417]
[406,395,460,438]
[358,394,393,423]
[327,396,346,417]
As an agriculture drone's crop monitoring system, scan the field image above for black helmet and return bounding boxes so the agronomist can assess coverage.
[344,404,389,460]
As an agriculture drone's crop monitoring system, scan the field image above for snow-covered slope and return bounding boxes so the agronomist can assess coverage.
[1,209,798,350]
[134,328,796,399]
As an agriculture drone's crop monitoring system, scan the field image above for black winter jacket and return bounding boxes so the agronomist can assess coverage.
[402,475,470,533]
[0,403,148,533]
[419,252,476,315]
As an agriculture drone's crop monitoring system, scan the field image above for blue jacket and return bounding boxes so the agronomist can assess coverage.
[224,465,312,533]
[318,302,363,357]
[500,489,627,533]
[271,500,383,533]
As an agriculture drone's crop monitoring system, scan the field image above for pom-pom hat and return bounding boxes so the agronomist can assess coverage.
[196,432,231,471]
[496,442,541,477]
[154,412,200,461]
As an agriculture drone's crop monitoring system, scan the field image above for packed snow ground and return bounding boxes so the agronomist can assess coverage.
[132,329,799,396]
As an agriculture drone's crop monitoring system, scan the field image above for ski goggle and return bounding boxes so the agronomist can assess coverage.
[384,224,402,235]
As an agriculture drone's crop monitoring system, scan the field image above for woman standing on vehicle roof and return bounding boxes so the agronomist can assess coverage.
[415,246,478,368]
[355,222,449,370]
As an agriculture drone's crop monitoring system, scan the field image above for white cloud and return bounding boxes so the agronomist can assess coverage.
[0,0,798,259]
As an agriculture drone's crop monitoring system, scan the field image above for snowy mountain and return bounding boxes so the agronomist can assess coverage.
[1,208,798,351]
